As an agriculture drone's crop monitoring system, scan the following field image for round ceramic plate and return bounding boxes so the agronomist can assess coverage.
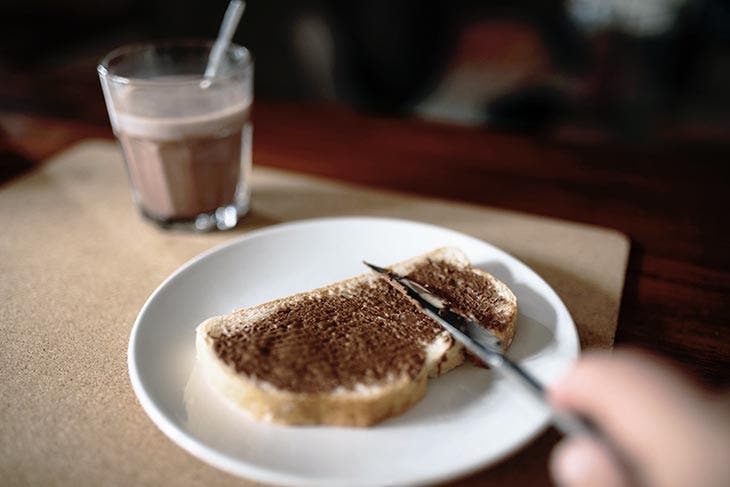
[128,217,579,486]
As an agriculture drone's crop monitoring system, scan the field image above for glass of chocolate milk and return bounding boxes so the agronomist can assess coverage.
[98,41,253,231]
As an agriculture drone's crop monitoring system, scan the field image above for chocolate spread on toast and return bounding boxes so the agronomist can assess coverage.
[212,260,507,393]
[405,260,512,334]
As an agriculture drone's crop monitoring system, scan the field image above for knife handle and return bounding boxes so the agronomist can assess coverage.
[499,356,638,482]
[498,355,603,436]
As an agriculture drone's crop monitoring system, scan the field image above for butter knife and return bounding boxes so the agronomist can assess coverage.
[363,261,599,438]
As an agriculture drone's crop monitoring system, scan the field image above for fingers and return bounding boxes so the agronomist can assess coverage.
[550,436,629,487]
[548,350,701,459]
[549,348,730,487]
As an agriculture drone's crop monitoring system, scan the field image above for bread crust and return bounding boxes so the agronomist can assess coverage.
[195,247,516,426]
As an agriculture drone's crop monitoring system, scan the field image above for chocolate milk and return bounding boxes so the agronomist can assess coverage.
[115,101,251,221]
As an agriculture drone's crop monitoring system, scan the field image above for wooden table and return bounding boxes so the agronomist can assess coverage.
[1,103,728,485]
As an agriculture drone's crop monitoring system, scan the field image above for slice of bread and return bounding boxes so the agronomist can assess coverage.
[195,247,517,426]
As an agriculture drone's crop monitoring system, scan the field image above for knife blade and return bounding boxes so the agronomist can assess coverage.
[363,260,598,438]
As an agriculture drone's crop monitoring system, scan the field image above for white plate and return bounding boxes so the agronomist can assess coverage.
[128,217,579,486]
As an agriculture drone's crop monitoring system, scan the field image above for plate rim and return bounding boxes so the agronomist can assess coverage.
[128,215,579,486]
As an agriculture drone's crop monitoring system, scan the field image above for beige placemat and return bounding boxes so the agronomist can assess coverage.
[0,140,629,486]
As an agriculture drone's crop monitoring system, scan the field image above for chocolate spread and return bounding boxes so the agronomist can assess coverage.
[405,259,512,334]
[212,260,507,393]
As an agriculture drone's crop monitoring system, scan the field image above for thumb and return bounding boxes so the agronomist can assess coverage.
[550,436,630,487]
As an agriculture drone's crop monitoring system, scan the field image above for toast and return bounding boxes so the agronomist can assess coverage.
[195,247,517,426]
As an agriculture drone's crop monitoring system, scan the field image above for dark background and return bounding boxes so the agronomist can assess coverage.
[2,0,730,140]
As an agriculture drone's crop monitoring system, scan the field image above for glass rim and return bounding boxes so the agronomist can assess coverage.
[97,39,252,86]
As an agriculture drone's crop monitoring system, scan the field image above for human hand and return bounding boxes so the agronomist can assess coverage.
[548,349,730,487]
